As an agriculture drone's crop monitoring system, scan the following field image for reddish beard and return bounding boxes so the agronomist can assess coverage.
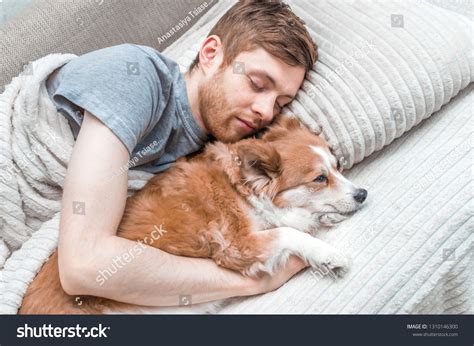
[198,71,254,143]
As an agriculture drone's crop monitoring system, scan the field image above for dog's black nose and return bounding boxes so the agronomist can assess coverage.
[353,188,367,203]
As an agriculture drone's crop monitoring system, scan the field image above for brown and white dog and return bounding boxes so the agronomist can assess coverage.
[19,116,367,314]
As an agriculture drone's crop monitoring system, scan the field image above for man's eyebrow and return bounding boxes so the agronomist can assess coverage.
[250,69,296,99]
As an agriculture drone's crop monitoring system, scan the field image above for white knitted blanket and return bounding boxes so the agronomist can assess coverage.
[219,84,473,314]
[0,54,153,314]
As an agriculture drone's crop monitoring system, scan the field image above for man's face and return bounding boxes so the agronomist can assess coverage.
[198,48,306,143]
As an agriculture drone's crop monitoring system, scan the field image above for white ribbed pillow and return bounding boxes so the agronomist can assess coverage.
[165,0,473,169]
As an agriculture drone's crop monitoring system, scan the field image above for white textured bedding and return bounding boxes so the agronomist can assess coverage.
[0,0,471,315]
[218,84,473,314]
[167,0,473,169]
[165,0,473,314]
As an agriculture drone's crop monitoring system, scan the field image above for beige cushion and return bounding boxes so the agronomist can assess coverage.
[165,0,473,169]
[0,0,217,92]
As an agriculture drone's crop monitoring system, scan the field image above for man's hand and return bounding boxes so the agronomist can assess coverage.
[246,255,308,295]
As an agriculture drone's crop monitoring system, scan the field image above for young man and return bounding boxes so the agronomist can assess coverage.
[51,0,318,307]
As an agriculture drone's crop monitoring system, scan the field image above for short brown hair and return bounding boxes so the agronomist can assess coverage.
[188,0,318,74]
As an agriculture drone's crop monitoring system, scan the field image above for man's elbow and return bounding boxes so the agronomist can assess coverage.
[58,255,94,296]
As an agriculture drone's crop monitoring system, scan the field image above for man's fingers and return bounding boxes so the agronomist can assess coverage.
[249,255,309,295]
[286,255,308,273]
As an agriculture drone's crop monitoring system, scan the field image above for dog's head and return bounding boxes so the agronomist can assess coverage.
[233,116,367,225]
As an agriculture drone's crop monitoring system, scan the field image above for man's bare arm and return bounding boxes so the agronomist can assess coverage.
[58,111,307,306]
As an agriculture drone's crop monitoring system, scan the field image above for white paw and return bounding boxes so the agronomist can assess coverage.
[321,250,351,278]
[319,213,350,227]
[306,249,351,278]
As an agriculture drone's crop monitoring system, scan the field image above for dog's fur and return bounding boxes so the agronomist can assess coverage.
[19,116,367,314]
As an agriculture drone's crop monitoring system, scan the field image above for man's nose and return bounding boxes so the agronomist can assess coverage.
[255,111,273,128]
[353,188,368,203]
[253,102,274,127]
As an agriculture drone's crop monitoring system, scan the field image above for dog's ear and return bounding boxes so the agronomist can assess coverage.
[327,143,344,172]
[262,115,301,142]
[236,142,282,196]
[275,115,301,130]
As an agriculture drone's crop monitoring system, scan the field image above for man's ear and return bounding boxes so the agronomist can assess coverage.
[199,35,223,75]
[236,142,282,197]
[262,115,301,142]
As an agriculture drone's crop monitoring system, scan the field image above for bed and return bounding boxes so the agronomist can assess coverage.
[0,0,472,314]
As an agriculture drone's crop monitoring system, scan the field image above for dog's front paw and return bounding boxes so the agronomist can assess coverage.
[306,248,351,278]
[320,250,351,278]
[319,213,350,227]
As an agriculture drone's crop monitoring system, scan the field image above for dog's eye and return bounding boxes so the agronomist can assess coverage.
[314,175,327,183]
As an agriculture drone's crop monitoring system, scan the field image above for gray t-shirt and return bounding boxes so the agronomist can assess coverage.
[46,43,209,173]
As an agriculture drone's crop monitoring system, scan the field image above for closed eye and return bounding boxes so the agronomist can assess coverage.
[248,77,264,92]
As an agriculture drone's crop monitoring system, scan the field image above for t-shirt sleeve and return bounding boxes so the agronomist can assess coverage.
[52,44,169,155]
